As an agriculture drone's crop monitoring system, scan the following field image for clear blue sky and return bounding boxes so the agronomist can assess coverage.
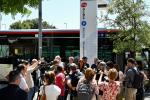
[0,0,150,30]
[1,0,80,29]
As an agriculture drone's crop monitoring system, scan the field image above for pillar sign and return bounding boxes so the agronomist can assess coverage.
[80,0,98,65]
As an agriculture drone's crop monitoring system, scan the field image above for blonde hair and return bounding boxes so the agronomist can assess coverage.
[85,68,95,81]
[108,68,118,80]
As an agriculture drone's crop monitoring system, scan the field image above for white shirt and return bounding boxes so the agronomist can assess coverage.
[39,84,61,100]
[25,67,34,88]
[59,62,64,68]
[19,74,29,91]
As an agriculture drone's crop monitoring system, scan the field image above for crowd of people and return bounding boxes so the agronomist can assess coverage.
[0,55,149,100]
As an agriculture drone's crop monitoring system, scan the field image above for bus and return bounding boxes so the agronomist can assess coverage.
[1,29,150,89]
[0,29,118,64]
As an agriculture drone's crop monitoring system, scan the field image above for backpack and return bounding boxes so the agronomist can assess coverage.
[132,68,144,89]
[77,80,94,100]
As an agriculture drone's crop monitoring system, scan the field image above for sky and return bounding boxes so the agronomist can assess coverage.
[0,0,150,30]
[1,0,80,29]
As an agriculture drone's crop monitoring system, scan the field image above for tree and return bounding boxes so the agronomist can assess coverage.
[10,18,56,29]
[0,0,39,15]
[9,21,22,29]
[103,0,150,56]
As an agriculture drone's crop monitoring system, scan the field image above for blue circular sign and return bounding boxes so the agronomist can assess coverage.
[81,21,87,26]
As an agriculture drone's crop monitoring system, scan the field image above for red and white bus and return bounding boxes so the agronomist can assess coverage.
[0,29,117,64]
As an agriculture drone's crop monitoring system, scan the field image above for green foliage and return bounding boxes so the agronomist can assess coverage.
[10,18,56,29]
[0,0,39,15]
[106,0,150,53]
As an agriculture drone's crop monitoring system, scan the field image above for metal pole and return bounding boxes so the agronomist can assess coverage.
[0,13,2,30]
[38,0,42,59]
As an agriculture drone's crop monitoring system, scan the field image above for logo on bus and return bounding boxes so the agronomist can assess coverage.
[81,2,87,8]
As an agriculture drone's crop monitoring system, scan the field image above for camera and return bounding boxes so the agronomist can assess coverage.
[38,61,53,74]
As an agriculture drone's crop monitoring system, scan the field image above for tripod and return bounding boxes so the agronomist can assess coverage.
[35,74,44,100]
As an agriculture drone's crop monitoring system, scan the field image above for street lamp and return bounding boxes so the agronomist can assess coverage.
[64,23,67,29]
[97,0,109,28]
[98,0,109,9]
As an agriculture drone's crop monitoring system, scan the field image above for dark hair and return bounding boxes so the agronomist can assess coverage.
[82,57,87,60]
[70,63,77,70]
[113,64,120,72]
[106,61,114,69]
[44,71,55,85]
[56,65,63,72]
[127,58,136,64]
[136,60,144,70]
[8,70,20,82]
[53,59,59,65]
[16,64,25,73]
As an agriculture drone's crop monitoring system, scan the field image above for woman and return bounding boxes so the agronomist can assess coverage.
[39,71,61,100]
[98,68,120,100]
[96,61,108,82]
[113,64,124,82]
[76,68,99,100]
[95,61,108,100]
[136,60,148,100]
[113,64,124,100]
[55,65,66,100]
[17,64,29,93]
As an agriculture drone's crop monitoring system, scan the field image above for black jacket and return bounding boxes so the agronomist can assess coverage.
[0,84,27,100]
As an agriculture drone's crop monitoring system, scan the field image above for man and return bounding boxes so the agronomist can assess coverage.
[0,70,27,100]
[65,57,75,75]
[66,63,82,100]
[55,55,65,68]
[79,57,90,72]
[91,58,99,70]
[82,57,90,69]
[21,59,39,100]
[50,59,59,71]
[124,58,137,100]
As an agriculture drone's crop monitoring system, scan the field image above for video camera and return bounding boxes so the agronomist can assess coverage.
[38,61,54,74]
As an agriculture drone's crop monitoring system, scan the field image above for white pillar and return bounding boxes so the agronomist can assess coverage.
[80,0,98,66]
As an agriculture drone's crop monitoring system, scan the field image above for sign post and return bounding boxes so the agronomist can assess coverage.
[80,0,98,65]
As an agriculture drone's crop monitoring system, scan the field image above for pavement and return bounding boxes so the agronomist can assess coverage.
[33,92,38,100]
[145,92,150,100]
[32,85,150,100]
[33,92,150,100]
[145,97,150,100]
